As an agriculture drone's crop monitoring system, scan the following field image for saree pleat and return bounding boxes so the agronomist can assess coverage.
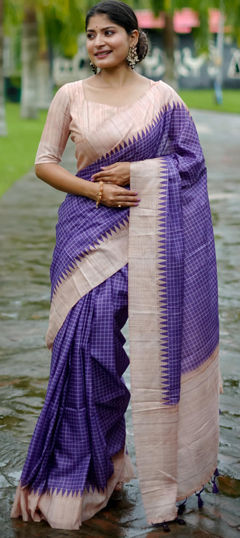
[11,80,219,528]
[11,267,135,527]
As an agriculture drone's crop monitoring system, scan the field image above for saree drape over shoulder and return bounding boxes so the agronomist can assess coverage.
[11,80,219,529]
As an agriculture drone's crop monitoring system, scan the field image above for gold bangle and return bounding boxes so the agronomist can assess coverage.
[96,180,103,208]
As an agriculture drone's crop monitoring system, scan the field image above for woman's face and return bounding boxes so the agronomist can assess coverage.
[86,13,138,70]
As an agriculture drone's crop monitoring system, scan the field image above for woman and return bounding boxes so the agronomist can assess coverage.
[11,0,220,531]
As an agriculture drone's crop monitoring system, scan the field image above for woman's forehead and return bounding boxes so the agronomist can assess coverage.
[86,13,118,31]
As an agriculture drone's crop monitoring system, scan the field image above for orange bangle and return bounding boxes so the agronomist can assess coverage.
[96,180,103,208]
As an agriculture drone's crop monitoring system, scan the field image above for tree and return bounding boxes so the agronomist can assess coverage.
[149,0,240,88]
[149,0,180,87]
[21,6,38,118]
[224,0,240,46]
[0,0,7,136]
[20,0,85,118]
[3,0,85,119]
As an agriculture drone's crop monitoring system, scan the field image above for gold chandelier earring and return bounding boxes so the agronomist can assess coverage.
[126,45,139,69]
[89,60,97,74]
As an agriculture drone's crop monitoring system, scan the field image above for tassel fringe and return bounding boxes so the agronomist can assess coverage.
[212,468,220,494]
[195,487,204,509]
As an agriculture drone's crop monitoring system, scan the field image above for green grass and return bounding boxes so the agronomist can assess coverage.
[179,89,240,114]
[0,103,47,197]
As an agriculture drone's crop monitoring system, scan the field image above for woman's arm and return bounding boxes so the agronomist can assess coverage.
[34,85,138,207]
[35,163,98,200]
[35,162,140,207]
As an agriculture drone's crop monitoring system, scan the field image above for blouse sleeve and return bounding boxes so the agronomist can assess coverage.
[35,84,71,165]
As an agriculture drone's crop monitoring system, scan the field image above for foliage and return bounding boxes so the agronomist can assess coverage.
[4,0,240,55]
[131,0,152,7]
[225,0,240,47]
[150,0,240,52]
[4,0,86,58]
[4,0,22,31]
[150,0,173,15]
[40,0,85,57]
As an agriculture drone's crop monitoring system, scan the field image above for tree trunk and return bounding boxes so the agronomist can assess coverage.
[21,7,38,118]
[163,12,178,89]
[0,0,7,136]
[36,50,52,110]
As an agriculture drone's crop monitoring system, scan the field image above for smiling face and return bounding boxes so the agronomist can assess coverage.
[86,13,138,71]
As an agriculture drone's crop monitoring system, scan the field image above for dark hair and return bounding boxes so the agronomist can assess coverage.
[85,1,148,63]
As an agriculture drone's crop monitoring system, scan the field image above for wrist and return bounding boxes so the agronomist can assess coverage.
[85,180,99,201]
[96,180,104,208]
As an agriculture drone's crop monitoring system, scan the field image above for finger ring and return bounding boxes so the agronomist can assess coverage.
[118,204,122,208]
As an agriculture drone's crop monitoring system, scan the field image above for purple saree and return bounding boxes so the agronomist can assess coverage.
[11,80,219,529]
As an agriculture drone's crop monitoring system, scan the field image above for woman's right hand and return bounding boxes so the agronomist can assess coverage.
[99,183,140,208]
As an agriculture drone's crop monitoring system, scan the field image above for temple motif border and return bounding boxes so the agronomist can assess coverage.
[128,158,219,524]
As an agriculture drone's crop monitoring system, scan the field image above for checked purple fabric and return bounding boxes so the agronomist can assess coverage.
[20,266,129,495]
[158,106,219,403]
[19,101,218,496]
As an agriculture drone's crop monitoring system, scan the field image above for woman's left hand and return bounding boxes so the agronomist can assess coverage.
[91,162,130,187]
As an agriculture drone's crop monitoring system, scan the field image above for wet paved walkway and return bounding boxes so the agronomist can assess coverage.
[0,110,240,537]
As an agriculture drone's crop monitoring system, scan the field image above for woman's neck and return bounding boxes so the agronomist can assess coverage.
[96,64,137,89]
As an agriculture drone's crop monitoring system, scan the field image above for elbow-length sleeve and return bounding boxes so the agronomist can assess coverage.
[35,84,71,165]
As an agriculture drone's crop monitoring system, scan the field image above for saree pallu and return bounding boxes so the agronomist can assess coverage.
[11,82,219,529]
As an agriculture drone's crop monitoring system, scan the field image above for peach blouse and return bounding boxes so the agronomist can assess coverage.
[34,79,163,172]
[35,81,122,171]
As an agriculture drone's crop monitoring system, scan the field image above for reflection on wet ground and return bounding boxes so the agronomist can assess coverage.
[0,110,240,537]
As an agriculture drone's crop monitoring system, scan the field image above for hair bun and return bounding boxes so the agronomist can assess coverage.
[137,29,148,62]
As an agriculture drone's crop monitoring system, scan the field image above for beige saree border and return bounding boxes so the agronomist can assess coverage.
[75,81,187,171]
[11,448,135,530]
[177,346,219,500]
[88,82,187,162]
[46,222,129,349]
[129,159,219,524]
[129,158,179,523]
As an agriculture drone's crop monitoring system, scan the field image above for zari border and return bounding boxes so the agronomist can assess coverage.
[87,81,187,164]
[11,447,135,530]
[73,80,188,171]
[177,345,219,500]
[128,159,219,525]
[129,158,178,523]
[46,221,129,348]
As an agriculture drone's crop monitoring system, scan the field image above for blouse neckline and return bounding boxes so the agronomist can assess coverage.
[81,79,157,109]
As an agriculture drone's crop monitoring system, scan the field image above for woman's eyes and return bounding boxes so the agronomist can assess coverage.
[86,30,115,39]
